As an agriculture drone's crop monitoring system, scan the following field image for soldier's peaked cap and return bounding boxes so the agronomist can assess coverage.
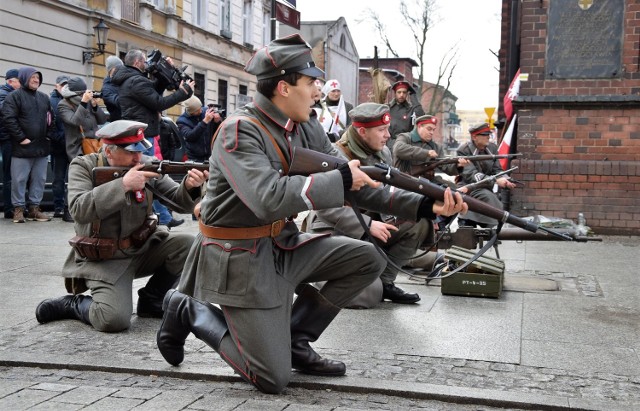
[96,120,152,152]
[244,34,325,80]
[349,103,391,128]
[469,122,492,136]
[391,80,415,94]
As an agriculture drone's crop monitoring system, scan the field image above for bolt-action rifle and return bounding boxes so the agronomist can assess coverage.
[408,153,522,179]
[92,160,210,187]
[459,166,521,192]
[289,147,572,241]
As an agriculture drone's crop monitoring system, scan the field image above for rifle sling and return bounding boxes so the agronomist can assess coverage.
[345,191,417,278]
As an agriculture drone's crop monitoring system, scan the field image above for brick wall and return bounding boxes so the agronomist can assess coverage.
[499,0,640,235]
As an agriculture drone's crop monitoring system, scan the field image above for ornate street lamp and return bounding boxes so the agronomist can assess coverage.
[82,18,110,64]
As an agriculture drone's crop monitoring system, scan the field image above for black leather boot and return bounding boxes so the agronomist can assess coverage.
[156,289,228,366]
[35,295,92,325]
[137,272,180,318]
[291,284,346,376]
[382,283,421,304]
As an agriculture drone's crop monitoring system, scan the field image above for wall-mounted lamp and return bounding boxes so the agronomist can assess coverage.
[82,18,110,64]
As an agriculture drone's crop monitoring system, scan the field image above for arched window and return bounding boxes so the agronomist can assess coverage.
[339,33,346,50]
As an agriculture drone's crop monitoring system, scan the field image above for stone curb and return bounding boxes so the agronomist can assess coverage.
[1,358,633,411]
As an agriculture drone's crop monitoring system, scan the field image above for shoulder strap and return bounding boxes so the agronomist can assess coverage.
[210,115,290,175]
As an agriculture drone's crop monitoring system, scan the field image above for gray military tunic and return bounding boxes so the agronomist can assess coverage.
[393,129,461,177]
[61,152,199,331]
[308,127,432,285]
[178,92,426,392]
[456,141,505,226]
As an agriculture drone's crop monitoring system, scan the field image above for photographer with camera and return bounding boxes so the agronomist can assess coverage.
[111,49,194,153]
[176,96,223,163]
[58,77,108,161]
[112,49,195,229]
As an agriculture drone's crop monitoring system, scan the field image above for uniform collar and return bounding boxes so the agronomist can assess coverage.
[253,92,296,133]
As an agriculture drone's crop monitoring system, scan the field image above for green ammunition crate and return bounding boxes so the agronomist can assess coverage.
[440,246,505,298]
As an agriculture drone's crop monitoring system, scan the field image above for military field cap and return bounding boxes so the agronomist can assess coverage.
[391,80,414,94]
[96,120,152,152]
[55,75,70,85]
[244,34,325,80]
[469,122,492,136]
[349,103,391,128]
[416,115,437,126]
[5,69,19,80]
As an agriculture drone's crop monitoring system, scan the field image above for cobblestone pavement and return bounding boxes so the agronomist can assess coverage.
[0,365,538,410]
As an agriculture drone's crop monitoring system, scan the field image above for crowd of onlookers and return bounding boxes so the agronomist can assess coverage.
[0,52,224,227]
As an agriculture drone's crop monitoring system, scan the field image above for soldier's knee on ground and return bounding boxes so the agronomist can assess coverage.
[90,303,132,333]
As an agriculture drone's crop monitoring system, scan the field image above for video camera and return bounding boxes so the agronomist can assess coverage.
[145,49,193,91]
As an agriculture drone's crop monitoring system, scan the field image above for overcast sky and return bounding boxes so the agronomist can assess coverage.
[293,0,502,111]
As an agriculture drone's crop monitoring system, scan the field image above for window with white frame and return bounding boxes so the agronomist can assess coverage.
[220,0,232,38]
[192,0,207,28]
[243,0,253,45]
[262,7,271,45]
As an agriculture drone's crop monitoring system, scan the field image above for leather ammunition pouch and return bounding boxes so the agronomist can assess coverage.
[130,214,158,248]
[69,235,116,261]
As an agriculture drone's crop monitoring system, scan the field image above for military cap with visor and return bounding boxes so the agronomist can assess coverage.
[244,34,325,80]
[349,103,391,128]
[469,122,493,137]
[96,120,153,152]
[416,114,437,126]
[391,80,415,94]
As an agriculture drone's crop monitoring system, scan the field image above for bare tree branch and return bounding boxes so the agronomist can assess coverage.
[363,8,399,58]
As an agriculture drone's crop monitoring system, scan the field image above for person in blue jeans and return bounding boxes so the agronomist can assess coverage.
[0,69,21,219]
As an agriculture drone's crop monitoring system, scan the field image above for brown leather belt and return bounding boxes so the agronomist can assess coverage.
[199,219,286,240]
[119,237,133,250]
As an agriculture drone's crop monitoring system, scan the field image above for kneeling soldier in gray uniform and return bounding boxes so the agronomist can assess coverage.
[155,34,467,394]
[35,120,208,332]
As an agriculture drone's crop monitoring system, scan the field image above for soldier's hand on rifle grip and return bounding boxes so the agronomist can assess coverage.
[497,177,516,189]
[348,159,381,190]
[122,164,160,192]
[185,168,209,190]
[433,187,468,217]
[427,150,438,159]
[457,158,470,167]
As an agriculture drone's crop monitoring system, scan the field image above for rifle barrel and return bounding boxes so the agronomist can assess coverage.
[289,147,571,241]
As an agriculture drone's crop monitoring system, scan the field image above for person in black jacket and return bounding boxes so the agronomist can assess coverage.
[101,56,124,122]
[111,49,194,150]
[112,49,195,229]
[49,75,73,221]
[0,68,21,219]
[1,66,55,223]
[176,96,222,162]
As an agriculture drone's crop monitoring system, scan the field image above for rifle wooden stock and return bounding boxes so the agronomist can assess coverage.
[289,147,571,240]
[92,161,210,186]
[408,153,522,178]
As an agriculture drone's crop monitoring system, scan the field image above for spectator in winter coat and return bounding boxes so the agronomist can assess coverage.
[0,68,21,219]
[58,77,108,162]
[1,66,55,223]
[49,75,72,221]
[101,55,124,121]
[176,96,222,162]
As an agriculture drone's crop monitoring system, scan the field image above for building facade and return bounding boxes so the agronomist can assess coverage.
[498,0,640,235]
[279,17,360,104]
[0,0,273,118]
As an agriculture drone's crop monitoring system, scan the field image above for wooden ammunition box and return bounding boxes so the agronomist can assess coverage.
[440,246,505,298]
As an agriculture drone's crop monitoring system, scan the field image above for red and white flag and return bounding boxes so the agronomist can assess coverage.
[498,114,516,170]
[503,69,521,123]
